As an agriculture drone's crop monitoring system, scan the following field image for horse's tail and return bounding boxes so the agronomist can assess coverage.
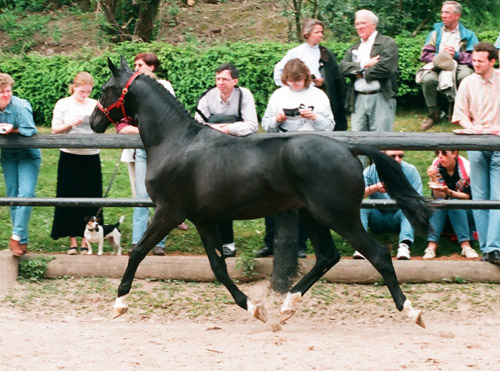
[349,145,432,233]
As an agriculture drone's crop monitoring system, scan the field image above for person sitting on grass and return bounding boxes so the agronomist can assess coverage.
[423,150,478,259]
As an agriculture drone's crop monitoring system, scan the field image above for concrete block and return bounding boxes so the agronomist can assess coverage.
[0,249,18,295]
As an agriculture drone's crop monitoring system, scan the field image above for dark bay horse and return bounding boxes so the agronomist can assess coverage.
[90,57,431,327]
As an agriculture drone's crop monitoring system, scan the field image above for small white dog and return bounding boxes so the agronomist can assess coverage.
[83,215,124,256]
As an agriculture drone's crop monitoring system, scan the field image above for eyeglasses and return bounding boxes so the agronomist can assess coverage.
[390,154,404,159]
[435,150,448,156]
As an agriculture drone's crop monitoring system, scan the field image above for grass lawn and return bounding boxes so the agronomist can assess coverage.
[0,108,478,259]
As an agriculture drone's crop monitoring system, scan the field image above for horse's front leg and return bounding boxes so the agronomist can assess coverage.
[112,209,176,319]
[195,220,268,323]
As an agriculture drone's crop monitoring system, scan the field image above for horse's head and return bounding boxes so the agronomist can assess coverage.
[89,56,138,133]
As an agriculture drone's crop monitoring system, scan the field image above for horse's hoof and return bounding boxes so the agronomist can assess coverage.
[111,306,128,319]
[415,310,425,328]
[253,303,268,323]
[279,309,296,324]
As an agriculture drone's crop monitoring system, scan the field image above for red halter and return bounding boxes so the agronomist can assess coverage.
[96,71,141,127]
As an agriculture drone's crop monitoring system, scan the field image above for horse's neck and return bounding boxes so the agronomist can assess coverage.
[131,78,199,147]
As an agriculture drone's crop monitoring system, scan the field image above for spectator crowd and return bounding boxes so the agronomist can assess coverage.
[1,1,499,264]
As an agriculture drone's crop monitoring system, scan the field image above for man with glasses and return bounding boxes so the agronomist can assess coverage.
[452,42,500,264]
[195,63,259,257]
[353,150,423,260]
[339,9,399,133]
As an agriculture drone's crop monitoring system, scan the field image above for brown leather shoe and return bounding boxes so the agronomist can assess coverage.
[9,238,25,257]
[419,112,440,131]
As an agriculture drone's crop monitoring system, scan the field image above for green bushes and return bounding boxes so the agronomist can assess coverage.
[0,31,497,126]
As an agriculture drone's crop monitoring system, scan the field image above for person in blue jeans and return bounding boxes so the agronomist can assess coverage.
[117,52,178,256]
[423,150,478,259]
[452,42,500,264]
[353,150,422,260]
[0,73,41,256]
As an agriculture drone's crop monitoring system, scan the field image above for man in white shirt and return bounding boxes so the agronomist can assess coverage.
[452,42,500,264]
[195,63,258,257]
[339,9,399,133]
[195,63,258,137]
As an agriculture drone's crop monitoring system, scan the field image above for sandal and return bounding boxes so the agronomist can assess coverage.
[80,247,89,255]
[67,246,78,255]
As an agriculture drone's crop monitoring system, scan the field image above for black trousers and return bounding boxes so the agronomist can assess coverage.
[264,214,308,251]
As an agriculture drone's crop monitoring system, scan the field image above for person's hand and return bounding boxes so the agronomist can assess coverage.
[0,123,13,134]
[299,108,316,121]
[313,77,324,87]
[429,182,448,194]
[444,45,455,57]
[364,55,380,69]
[209,123,230,134]
[117,125,139,134]
[376,182,387,193]
[276,112,287,122]
[427,165,439,178]
[71,117,83,127]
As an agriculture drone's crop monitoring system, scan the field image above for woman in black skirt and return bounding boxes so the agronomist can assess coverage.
[51,72,103,254]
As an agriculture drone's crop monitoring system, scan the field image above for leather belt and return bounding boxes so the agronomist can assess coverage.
[357,90,381,95]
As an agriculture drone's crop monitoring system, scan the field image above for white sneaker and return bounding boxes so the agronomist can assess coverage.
[353,250,366,259]
[423,247,436,260]
[397,243,411,260]
[461,245,479,259]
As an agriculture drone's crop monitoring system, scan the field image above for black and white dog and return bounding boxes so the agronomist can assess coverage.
[83,215,124,256]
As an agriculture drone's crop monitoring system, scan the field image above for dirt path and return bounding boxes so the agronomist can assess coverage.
[1,279,499,370]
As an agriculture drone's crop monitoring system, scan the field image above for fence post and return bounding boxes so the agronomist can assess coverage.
[271,210,299,293]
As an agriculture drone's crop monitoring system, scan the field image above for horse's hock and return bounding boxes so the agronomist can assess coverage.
[2,253,500,296]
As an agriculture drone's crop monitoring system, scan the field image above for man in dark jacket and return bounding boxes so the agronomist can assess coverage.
[339,9,399,133]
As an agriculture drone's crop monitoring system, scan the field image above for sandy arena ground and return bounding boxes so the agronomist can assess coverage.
[1,278,499,370]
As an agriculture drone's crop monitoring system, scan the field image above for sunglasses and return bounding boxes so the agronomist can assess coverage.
[390,154,404,159]
[435,150,449,156]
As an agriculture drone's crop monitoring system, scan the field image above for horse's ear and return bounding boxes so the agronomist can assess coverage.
[120,55,131,71]
[108,57,119,76]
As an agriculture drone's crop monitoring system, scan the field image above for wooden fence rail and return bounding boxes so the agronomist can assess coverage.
[1,132,499,208]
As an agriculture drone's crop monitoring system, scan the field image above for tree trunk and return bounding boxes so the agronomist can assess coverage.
[134,0,161,42]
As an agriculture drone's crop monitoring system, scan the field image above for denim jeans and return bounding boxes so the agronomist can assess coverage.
[132,149,166,247]
[1,155,41,244]
[426,205,470,243]
[361,208,414,244]
[468,150,500,253]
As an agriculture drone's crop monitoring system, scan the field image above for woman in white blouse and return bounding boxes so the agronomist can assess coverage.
[51,71,102,255]
[262,58,335,133]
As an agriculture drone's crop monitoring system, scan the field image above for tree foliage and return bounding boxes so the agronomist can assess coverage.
[281,0,500,42]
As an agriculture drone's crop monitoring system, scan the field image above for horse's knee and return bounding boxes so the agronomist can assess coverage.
[316,249,340,270]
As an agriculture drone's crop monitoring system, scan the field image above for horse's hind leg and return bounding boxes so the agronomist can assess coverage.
[112,209,175,319]
[344,224,425,328]
[280,210,340,323]
[195,220,268,323]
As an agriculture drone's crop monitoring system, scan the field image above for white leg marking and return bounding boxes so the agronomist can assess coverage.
[280,292,302,324]
[112,295,129,319]
[247,299,268,323]
[402,299,425,328]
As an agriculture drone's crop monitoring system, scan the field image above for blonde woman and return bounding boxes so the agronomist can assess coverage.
[51,72,103,255]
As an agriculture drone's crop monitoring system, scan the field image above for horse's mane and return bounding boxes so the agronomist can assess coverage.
[134,72,206,130]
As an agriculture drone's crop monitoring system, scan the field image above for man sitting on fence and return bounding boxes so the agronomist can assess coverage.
[353,150,423,260]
